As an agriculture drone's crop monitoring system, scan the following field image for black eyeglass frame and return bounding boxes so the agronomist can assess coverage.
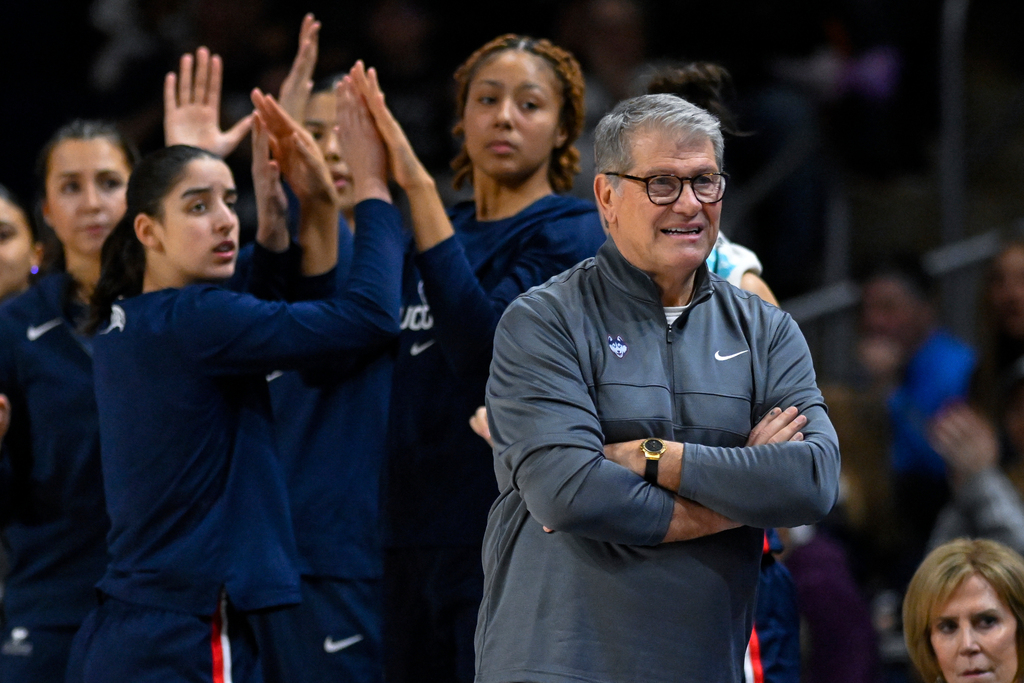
[603,171,729,205]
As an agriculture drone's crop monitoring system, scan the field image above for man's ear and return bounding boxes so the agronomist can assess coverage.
[134,214,163,253]
[594,174,618,230]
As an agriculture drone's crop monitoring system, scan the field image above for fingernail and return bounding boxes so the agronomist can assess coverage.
[771,408,781,416]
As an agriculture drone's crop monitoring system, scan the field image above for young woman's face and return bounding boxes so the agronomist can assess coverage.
[461,50,567,189]
[146,157,239,287]
[0,197,39,301]
[304,91,355,217]
[930,573,1019,683]
[42,138,131,266]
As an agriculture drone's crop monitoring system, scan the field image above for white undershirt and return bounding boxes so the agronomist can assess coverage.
[664,304,690,326]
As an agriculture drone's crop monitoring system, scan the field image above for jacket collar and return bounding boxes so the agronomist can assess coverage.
[595,238,716,310]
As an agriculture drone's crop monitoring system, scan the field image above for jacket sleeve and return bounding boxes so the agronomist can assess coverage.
[172,199,403,375]
[417,214,604,379]
[678,312,842,528]
[487,294,674,546]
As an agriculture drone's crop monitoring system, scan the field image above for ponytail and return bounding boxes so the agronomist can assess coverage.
[86,145,219,333]
[86,215,145,333]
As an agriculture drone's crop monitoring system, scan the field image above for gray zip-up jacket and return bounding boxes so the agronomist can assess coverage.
[477,239,841,683]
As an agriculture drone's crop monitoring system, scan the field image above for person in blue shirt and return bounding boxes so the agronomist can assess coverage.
[239,17,396,683]
[350,35,607,682]
[0,119,137,683]
[0,185,41,304]
[67,79,403,682]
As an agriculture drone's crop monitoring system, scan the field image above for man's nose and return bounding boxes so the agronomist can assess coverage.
[670,181,702,214]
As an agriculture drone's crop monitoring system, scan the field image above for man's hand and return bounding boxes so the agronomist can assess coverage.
[277,14,320,121]
[746,406,806,446]
[164,47,253,157]
[469,406,493,447]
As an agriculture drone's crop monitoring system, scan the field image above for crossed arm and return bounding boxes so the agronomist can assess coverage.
[486,297,840,546]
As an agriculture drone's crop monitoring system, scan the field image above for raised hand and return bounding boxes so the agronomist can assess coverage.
[250,114,290,253]
[929,403,1000,485]
[250,88,335,208]
[334,75,390,204]
[165,47,253,157]
[278,14,321,122]
[348,61,428,190]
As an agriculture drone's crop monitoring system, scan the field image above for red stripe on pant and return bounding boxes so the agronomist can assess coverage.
[212,599,226,683]
[748,625,765,683]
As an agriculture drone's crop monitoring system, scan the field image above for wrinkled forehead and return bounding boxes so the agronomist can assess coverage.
[625,126,717,170]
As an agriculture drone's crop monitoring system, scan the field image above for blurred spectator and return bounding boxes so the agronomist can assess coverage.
[975,240,1024,418]
[784,525,880,683]
[928,396,1024,555]
[857,254,977,585]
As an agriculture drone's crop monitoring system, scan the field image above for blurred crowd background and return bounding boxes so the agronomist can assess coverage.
[4,0,1024,681]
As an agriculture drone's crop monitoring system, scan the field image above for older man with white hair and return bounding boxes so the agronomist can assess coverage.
[475,94,841,683]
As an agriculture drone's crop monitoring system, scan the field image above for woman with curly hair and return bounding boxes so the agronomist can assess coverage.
[350,34,606,682]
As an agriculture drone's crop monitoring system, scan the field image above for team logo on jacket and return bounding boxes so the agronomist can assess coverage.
[607,335,628,358]
[100,304,126,335]
[400,281,433,332]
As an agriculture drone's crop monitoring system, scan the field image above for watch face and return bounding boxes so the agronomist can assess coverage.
[642,438,665,454]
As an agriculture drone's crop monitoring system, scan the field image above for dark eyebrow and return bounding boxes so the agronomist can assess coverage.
[181,187,238,199]
[304,119,327,128]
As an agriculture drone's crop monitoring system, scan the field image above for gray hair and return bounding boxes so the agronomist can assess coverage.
[594,94,724,181]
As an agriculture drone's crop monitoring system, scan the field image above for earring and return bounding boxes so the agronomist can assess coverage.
[31,265,39,275]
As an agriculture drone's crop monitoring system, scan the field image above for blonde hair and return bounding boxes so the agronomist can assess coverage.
[450,34,585,193]
[903,538,1024,683]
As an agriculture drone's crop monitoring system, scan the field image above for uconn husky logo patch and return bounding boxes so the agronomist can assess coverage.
[607,335,628,358]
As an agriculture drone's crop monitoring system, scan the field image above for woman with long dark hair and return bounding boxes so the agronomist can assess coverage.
[68,79,404,681]
[0,119,136,683]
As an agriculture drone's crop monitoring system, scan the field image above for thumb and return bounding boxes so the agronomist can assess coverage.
[222,113,255,154]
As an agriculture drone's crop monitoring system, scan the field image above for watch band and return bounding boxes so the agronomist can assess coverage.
[641,438,666,485]
[644,457,659,485]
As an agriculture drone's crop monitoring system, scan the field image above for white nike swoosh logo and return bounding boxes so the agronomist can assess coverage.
[410,340,435,356]
[715,349,749,361]
[324,634,363,653]
[266,370,284,383]
[26,318,63,341]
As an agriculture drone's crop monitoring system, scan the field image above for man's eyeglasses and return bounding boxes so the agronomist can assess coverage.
[603,172,728,205]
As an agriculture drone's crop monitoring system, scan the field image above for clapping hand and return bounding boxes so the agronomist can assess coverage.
[250,114,290,253]
[278,14,321,122]
[164,47,253,157]
[334,73,390,203]
[249,89,335,208]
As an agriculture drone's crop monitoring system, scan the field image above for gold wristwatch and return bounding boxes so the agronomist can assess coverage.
[641,438,667,485]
